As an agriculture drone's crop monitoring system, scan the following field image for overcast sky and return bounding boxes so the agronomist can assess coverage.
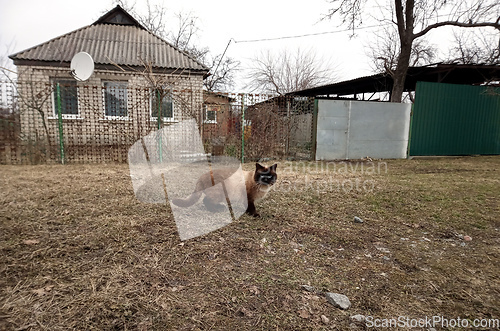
[0,0,461,91]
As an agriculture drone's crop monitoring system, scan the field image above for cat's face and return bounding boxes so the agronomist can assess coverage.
[254,163,278,186]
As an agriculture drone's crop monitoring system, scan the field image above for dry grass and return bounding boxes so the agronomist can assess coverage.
[1,156,499,330]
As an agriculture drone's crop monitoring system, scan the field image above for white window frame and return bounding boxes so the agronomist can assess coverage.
[102,81,129,119]
[50,79,80,119]
[150,89,176,122]
[204,104,219,124]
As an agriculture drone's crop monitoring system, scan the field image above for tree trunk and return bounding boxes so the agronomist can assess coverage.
[390,39,413,102]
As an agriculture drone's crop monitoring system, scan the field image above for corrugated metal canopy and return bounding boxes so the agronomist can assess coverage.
[289,64,500,97]
[9,6,209,74]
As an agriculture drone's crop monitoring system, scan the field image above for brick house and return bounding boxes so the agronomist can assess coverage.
[202,91,239,154]
[8,5,209,162]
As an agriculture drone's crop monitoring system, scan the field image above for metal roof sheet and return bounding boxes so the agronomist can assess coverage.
[289,64,500,97]
[9,6,209,73]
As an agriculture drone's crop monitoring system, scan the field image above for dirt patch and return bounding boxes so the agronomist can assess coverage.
[1,157,499,330]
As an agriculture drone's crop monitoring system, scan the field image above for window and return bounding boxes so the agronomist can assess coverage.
[150,89,174,121]
[52,80,78,117]
[204,104,219,123]
[103,81,128,117]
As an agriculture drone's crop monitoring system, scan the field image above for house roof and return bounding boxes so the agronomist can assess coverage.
[203,91,236,104]
[9,5,209,74]
[288,64,500,97]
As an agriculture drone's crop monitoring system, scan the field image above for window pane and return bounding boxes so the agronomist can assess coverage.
[152,90,173,119]
[206,110,216,122]
[104,82,128,117]
[54,80,78,115]
[205,105,218,122]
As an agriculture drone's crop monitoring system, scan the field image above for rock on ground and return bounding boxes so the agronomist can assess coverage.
[354,216,364,223]
[350,314,366,323]
[325,292,351,310]
[301,285,316,293]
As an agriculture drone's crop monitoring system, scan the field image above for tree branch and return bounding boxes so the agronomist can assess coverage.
[414,20,500,39]
[405,0,414,35]
[394,0,406,40]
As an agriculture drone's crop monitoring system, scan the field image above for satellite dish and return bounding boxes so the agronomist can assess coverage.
[70,52,94,81]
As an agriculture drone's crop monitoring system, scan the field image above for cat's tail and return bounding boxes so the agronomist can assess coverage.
[171,191,202,208]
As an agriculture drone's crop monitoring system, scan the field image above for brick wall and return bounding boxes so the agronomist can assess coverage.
[14,65,204,162]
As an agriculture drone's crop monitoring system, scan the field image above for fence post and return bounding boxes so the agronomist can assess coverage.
[311,98,318,161]
[56,83,65,164]
[241,94,245,163]
[157,89,162,163]
[406,103,414,158]
[285,98,290,157]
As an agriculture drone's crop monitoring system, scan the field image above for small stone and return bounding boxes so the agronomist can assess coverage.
[298,309,310,319]
[301,285,316,293]
[321,315,330,324]
[354,216,364,223]
[325,292,351,310]
[350,314,366,323]
[464,235,472,241]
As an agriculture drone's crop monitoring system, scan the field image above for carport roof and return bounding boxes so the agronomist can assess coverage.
[288,64,500,97]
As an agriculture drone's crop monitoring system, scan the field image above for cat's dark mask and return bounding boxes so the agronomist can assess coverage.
[255,163,278,186]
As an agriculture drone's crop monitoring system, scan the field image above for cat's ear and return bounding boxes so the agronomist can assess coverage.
[270,163,278,171]
[256,163,264,170]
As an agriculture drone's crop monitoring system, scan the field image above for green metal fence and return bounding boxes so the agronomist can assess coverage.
[409,82,500,156]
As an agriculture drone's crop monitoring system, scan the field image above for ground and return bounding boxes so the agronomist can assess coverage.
[1,157,499,330]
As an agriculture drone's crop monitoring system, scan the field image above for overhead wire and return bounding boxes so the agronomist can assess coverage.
[212,22,391,76]
[232,23,388,43]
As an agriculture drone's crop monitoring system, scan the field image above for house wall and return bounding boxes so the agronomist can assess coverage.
[15,65,204,162]
[316,99,411,160]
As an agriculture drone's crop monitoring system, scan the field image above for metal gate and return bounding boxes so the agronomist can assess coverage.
[409,82,500,156]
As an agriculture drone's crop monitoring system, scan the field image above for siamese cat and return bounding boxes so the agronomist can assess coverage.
[171,163,277,217]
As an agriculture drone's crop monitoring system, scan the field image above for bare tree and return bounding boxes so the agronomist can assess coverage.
[0,38,17,80]
[113,0,168,39]
[247,48,335,95]
[202,55,239,92]
[167,12,207,58]
[324,0,500,102]
[112,0,203,56]
[161,11,240,92]
[447,28,500,64]
[112,1,238,92]
[369,25,436,75]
